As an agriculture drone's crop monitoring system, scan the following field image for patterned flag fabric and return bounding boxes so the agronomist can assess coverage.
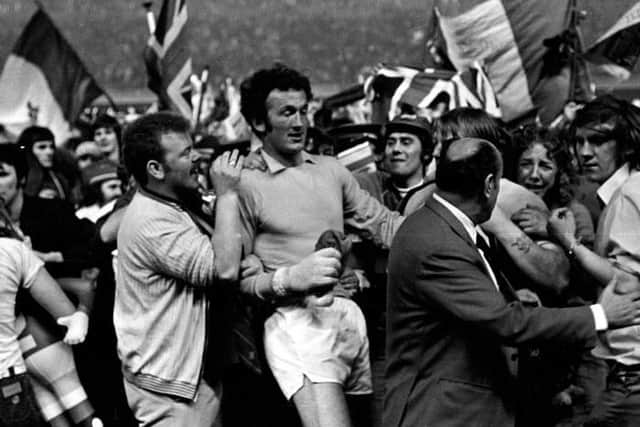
[434,0,571,123]
[0,9,107,144]
[365,63,501,120]
[586,1,640,80]
[145,0,193,119]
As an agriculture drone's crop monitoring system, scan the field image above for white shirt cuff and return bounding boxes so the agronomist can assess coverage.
[590,304,608,331]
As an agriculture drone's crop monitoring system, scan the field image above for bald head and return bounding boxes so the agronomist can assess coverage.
[436,137,502,199]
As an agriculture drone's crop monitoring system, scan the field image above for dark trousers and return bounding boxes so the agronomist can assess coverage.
[0,372,43,427]
[586,362,640,427]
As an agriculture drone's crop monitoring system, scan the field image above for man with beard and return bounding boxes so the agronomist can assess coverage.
[114,112,244,426]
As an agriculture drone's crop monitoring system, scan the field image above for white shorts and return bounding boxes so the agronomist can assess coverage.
[264,297,372,400]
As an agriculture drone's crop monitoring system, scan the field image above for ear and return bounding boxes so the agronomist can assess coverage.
[483,173,497,199]
[146,159,165,181]
[252,118,266,134]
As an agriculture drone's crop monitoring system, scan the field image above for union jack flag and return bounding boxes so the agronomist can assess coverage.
[365,62,501,120]
[144,0,192,119]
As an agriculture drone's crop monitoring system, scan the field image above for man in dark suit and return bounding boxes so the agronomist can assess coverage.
[384,137,640,427]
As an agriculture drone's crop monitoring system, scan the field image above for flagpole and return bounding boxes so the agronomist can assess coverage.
[573,2,594,99]
[194,66,210,132]
[142,1,156,35]
[568,0,593,101]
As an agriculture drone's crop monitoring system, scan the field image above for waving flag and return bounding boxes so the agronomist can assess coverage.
[365,62,500,120]
[0,9,107,144]
[586,1,640,81]
[144,0,193,119]
[434,0,571,123]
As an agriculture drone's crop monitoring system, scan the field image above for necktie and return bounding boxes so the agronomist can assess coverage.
[475,234,518,301]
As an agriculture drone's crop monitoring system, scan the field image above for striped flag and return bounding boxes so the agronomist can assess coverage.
[586,1,640,81]
[365,62,500,120]
[0,9,107,144]
[434,0,571,123]
[144,0,193,119]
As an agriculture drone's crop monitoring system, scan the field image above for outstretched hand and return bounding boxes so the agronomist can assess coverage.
[599,275,640,329]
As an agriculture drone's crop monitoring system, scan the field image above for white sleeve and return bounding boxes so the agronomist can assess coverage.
[17,241,44,289]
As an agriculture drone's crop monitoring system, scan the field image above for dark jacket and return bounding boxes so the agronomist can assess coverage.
[384,197,597,427]
[20,195,95,276]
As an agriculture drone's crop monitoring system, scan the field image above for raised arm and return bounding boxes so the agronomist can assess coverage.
[408,246,640,346]
[209,150,244,282]
[483,206,570,293]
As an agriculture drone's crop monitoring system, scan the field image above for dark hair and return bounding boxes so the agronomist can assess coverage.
[92,114,121,140]
[15,126,73,198]
[571,94,640,170]
[240,63,313,136]
[122,112,190,186]
[17,126,55,150]
[436,138,502,199]
[512,125,575,207]
[0,143,27,182]
[434,108,515,180]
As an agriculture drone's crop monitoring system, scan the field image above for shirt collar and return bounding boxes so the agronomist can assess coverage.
[433,193,477,243]
[261,149,317,174]
[597,163,630,205]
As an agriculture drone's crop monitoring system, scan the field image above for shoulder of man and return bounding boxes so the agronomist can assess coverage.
[393,203,444,248]
[120,192,184,234]
[618,171,640,199]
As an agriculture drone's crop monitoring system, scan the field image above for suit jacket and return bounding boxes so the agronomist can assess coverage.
[384,197,597,427]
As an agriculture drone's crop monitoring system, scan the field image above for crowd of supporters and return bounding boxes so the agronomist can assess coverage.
[1,63,640,427]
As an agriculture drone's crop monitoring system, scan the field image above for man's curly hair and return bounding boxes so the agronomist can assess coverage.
[240,63,312,136]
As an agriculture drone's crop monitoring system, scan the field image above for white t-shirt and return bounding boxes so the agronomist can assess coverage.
[0,237,43,373]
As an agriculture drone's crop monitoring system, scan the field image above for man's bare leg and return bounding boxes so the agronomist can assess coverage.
[291,376,352,427]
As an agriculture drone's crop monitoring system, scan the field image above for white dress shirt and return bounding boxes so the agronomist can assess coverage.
[433,193,499,291]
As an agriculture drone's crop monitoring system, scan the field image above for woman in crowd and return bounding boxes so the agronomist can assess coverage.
[17,126,73,201]
[512,125,599,426]
[512,125,595,252]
